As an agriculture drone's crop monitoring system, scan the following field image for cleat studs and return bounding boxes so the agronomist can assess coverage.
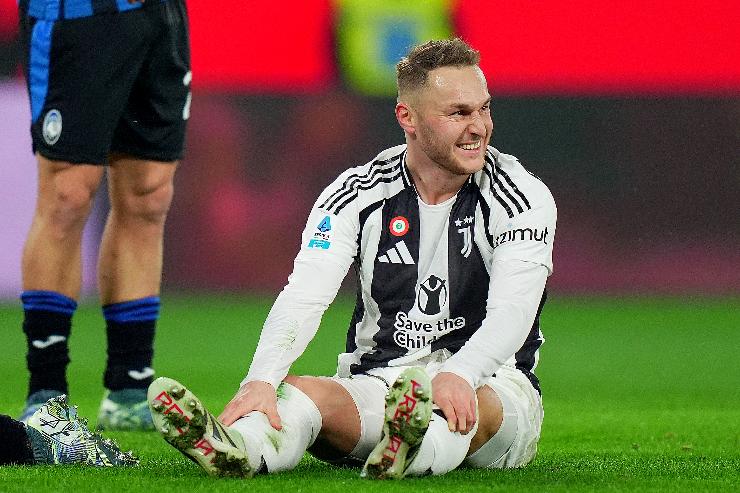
[170,386,185,399]
[188,399,197,409]
[152,401,165,412]
[413,388,425,398]
[160,425,170,434]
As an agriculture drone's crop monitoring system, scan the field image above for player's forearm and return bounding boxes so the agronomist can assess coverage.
[441,260,548,388]
[242,256,350,388]
[242,295,324,388]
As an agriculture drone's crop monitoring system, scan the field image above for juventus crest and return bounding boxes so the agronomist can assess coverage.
[455,216,474,258]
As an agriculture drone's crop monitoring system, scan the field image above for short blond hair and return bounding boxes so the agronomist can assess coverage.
[397,38,481,99]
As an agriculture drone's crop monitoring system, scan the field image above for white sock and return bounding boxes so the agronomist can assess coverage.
[231,382,322,473]
[404,413,477,476]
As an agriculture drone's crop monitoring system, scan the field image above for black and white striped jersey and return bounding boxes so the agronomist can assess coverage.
[245,144,556,394]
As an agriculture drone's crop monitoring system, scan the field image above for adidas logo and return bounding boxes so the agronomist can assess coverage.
[378,241,415,265]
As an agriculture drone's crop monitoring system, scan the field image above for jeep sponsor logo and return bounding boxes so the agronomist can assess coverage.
[392,311,466,350]
[493,226,549,248]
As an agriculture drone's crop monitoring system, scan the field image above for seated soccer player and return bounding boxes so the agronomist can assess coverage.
[0,396,138,467]
[150,37,556,479]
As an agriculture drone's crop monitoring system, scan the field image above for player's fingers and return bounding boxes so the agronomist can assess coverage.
[218,394,253,425]
[218,402,242,425]
[456,412,467,434]
[264,406,283,431]
[462,397,477,434]
[438,401,457,432]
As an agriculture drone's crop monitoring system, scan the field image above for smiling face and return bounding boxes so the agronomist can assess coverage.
[399,65,493,177]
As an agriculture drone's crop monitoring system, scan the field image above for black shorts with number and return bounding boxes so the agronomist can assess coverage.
[19,0,191,165]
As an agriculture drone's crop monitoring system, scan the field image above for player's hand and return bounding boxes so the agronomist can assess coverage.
[218,380,282,430]
[431,372,477,434]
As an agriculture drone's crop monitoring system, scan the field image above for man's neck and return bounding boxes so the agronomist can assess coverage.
[405,148,469,205]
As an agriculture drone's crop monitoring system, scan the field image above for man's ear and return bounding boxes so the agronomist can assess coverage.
[395,102,415,135]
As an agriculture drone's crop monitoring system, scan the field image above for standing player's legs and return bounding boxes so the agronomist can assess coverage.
[96,157,177,431]
[18,1,189,427]
[20,157,104,421]
[95,0,190,430]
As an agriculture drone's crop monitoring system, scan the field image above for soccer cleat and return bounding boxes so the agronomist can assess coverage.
[19,389,64,424]
[361,367,433,479]
[25,395,139,466]
[148,376,254,477]
[97,389,155,431]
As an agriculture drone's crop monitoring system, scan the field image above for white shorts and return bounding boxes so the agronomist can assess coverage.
[322,362,543,468]
[464,365,543,468]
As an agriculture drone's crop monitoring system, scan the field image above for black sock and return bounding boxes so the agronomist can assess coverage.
[0,415,35,465]
[103,297,159,390]
[21,291,77,396]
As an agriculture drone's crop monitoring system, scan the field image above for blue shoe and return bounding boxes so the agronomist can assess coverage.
[97,389,155,431]
[19,389,63,424]
[25,394,138,466]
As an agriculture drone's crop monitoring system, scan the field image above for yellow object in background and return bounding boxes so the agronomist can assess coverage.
[335,0,453,96]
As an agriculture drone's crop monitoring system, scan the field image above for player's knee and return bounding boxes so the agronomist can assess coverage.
[42,183,96,235]
[117,181,174,225]
[469,385,504,454]
[283,375,359,446]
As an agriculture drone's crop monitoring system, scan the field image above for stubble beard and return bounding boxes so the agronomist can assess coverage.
[417,125,487,177]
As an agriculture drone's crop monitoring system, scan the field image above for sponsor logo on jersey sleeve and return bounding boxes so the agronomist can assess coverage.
[317,216,332,232]
[493,225,550,248]
[308,239,331,249]
[308,215,333,249]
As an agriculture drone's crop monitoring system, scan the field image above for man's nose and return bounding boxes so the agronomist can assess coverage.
[468,111,488,135]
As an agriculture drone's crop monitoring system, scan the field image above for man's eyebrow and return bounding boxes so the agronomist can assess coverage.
[447,97,492,110]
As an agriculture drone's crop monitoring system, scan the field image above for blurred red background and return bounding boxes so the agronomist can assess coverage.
[3,1,738,93]
[1,1,738,295]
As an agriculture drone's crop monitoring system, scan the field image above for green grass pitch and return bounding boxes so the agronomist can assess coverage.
[0,295,738,492]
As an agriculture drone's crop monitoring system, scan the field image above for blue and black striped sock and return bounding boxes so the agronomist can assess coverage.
[21,290,77,396]
[103,296,159,390]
